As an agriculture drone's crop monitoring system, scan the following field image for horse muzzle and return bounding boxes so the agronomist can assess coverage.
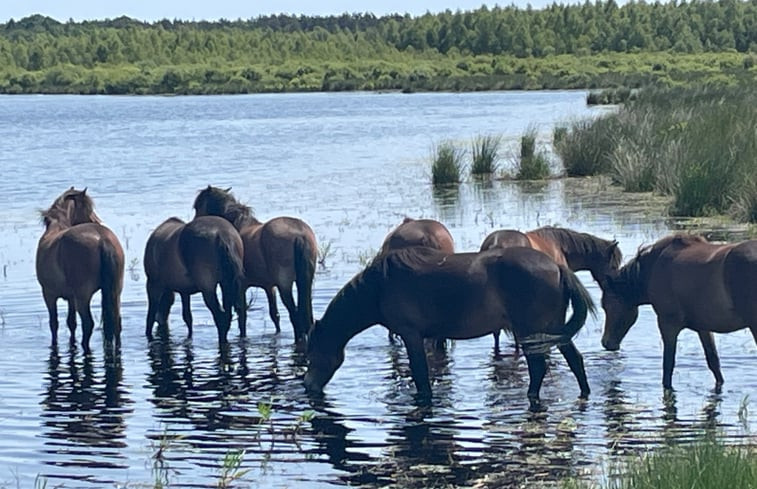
[601,338,620,351]
[303,371,325,395]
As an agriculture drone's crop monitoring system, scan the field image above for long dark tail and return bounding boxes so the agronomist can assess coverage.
[217,235,245,321]
[560,265,596,338]
[100,238,123,342]
[294,235,316,338]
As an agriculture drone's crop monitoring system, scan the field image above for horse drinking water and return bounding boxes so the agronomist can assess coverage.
[193,186,317,343]
[601,234,757,391]
[36,188,125,352]
[304,246,596,411]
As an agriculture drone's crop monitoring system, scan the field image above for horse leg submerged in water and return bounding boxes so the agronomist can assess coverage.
[305,246,595,411]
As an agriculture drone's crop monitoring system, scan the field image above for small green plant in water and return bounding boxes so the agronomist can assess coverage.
[317,238,333,268]
[470,134,501,175]
[431,140,464,185]
[217,449,250,489]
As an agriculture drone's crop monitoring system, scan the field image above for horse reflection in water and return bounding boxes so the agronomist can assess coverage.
[481,226,620,351]
[601,234,757,391]
[193,186,317,344]
[40,344,131,476]
[36,188,125,352]
[144,202,246,344]
[305,246,596,411]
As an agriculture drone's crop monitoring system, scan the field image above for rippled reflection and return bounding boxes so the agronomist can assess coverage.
[39,344,132,480]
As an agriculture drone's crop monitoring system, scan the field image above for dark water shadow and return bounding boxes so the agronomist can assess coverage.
[39,343,132,482]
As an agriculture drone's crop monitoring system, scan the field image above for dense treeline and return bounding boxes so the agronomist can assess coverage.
[2,1,757,94]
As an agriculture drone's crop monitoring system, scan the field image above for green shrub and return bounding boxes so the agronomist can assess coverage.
[515,127,551,180]
[555,115,619,176]
[470,134,501,175]
[431,140,464,185]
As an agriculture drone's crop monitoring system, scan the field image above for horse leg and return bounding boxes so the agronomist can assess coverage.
[493,330,500,354]
[76,296,95,354]
[145,280,162,340]
[180,293,193,338]
[697,330,724,388]
[558,340,590,399]
[201,289,229,344]
[280,285,303,341]
[156,290,174,328]
[66,299,76,337]
[660,325,681,391]
[43,291,60,345]
[235,290,247,338]
[400,332,432,398]
[264,286,281,333]
[525,353,548,412]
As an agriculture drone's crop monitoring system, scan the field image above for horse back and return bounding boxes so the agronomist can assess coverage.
[180,216,244,290]
[479,229,530,251]
[380,218,454,255]
[649,239,752,329]
[524,233,569,266]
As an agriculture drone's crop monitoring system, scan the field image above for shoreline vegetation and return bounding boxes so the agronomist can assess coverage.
[2,2,757,95]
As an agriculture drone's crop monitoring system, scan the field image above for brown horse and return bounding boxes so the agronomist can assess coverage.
[36,188,125,352]
[304,246,596,411]
[481,226,621,350]
[600,234,757,391]
[144,213,246,344]
[380,217,455,347]
[379,217,455,256]
[193,186,317,343]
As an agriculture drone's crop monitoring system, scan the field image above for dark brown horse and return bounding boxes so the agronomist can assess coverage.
[601,234,757,391]
[379,217,455,256]
[193,186,317,343]
[144,213,246,344]
[304,246,596,411]
[36,188,125,352]
[481,226,621,350]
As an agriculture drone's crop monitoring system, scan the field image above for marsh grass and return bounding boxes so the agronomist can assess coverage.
[470,134,501,175]
[431,140,465,185]
[558,85,757,222]
[515,127,550,180]
[564,438,757,489]
[217,450,250,489]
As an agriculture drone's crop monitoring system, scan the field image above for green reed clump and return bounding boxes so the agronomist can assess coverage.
[564,439,757,489]
[554,114,620,177]
[431,140,465,185]
[470,134,501,175]
[515,127,550,180]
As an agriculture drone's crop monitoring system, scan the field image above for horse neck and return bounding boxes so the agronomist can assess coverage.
[319,272,382,350]
[617,256,650,306]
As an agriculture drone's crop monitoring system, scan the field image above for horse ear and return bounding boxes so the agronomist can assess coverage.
[225,187,232,192]
[82,187,87,195]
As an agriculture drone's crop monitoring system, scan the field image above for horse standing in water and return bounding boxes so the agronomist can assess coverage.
[380,217,455,347]
[36,188,125,352]
[305,246,596,411]
[144,210,246,344]
[601,234,757,391]
[193,186,317,343]
[481,226,621,350]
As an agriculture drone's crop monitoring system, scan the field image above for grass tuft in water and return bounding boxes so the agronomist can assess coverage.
[431,140,464,185]
[470,134,501,175]
[217,449,250,489]
[516,127,550,180]
[564,438,757,489]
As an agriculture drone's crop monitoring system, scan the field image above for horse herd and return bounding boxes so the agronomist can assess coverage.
[36,186,757,411]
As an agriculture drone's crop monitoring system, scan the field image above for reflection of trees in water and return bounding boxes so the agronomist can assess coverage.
[39,344,132,475]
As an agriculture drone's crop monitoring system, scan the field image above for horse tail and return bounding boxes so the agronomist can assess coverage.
[294,235,316,338]
[217,234,245,313]
[560,265,596,339]
[99,238,122,342]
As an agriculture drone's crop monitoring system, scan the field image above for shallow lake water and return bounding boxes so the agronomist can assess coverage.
[0,92,754,488]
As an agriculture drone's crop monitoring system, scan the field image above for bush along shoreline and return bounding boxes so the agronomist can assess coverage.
[554,85,757,223]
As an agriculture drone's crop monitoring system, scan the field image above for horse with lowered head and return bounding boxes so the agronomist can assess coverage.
[601,233,757,391]
[36,188,125,352]
[304,245,596,411]
[144,208,246,344]
[193,186,317,343]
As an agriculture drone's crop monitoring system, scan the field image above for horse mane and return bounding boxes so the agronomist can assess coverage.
[530,226,622,269]
[614,233,706,295]
[194,186,261,228]
[371,246,443,278]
